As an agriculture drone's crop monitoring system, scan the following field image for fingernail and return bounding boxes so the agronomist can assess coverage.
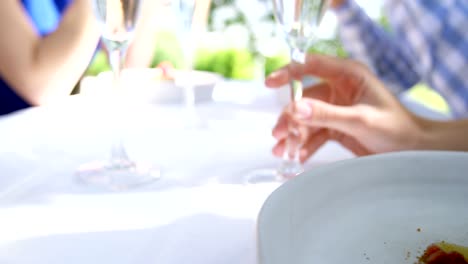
[294,101,312,119]
[272,145,282,157]
[268,71,278,77]
[267,71,281,79]
[272,127,280,139]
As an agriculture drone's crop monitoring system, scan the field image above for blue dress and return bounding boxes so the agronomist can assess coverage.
[0,0,73,116]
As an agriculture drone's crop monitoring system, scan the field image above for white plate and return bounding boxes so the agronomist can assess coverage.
[257,151,468,264]
[80,68,222,104]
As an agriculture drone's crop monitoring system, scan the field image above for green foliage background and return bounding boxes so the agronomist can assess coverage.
[85,30,291,80]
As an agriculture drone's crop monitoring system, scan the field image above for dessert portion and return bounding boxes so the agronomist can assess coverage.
[418,242,468,264]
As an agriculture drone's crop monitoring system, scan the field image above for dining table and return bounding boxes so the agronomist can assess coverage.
[0,79,448,264]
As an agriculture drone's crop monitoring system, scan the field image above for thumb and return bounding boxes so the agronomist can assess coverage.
[290,99,364,134]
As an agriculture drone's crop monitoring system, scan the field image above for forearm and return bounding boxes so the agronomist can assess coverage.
[30,0,100,104]
[417,117,468,151]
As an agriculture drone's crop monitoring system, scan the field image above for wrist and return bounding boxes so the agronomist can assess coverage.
[412,116,443,151]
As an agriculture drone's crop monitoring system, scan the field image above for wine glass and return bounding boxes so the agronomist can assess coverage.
[173,0,202,128]
[245,0,331,184]
[76,0,160,190]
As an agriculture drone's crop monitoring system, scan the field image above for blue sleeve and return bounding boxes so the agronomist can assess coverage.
[335,0,422,93]
[21,0,73,36]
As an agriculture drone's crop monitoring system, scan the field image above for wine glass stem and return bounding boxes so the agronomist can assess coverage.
[111,138,130,165]
[109,47,124,89]
[278,47,306,178]
[184,83,195,111]
[181,36,198,122]
[108,45,130,165]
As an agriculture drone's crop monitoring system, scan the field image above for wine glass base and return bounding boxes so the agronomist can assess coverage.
[277,160,304,179]
[244,169,284,184]
[76,160,160,191]
[244,162,304,185]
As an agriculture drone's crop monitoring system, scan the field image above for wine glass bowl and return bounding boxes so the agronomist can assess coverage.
[173,0,203,128]
[93,0,140,38]
[272,0,331,60]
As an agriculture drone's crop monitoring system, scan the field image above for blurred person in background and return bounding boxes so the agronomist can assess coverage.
[330,0,468,118]
[0,0,159,116]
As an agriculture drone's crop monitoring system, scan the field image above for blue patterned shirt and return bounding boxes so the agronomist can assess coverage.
[335,0,468,118]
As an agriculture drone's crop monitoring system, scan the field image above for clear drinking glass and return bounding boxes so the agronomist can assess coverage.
[76,0,160,190]
[245,0,331,184]
[174,0,202,127]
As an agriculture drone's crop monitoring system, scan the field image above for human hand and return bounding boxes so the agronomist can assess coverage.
[266,54,426,161]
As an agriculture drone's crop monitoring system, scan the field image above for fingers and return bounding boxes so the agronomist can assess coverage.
[301,53,360,80]
[272,112,289,140]
[266,70,332,103]
[265,67,290,88]
[264,63,312,88]
[289,99,364,135]
[272,138,286,158]
[272,138,304,160]
[302,82,332,102]
[273,129,372,163]
[337,135,373,156]
[272,111,317,145]
[299,129,329,162]
[272,129,329,163]
[266,54,362,87]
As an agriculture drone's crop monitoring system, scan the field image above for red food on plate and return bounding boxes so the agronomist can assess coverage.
[419,243,468,264]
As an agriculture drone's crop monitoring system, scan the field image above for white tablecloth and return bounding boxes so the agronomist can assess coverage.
[0,81,441,264]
